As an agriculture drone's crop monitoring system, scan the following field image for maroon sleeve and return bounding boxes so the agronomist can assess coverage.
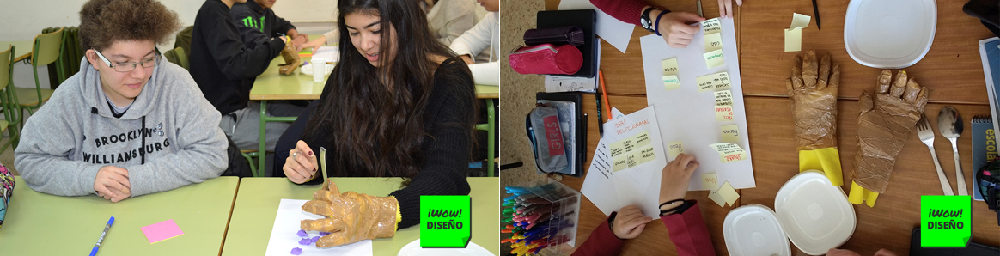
[589,0,662,27]
[571,212,625,256]
[660,202,717,256]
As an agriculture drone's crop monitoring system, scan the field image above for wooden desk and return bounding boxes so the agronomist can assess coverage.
[740,0,996,104]
[221,177,501,256]
[0,40,34,63]
[0,176,239,256]
[743,97,1000,255]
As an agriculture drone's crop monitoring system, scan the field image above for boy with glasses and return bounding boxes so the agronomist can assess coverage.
[15,0,234,202]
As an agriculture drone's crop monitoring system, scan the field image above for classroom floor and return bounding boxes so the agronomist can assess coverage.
[498,0,549,255]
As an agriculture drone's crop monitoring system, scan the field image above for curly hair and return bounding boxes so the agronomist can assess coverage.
[79,0,181,51]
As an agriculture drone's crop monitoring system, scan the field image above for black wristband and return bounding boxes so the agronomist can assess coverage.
[659,199,695,216]
[607,211,624,240]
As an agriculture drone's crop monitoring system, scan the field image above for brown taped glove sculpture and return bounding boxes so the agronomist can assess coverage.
[278,42,300,75]
[787,51,844,186]
[854,70,929,193]
[301,180,400,247]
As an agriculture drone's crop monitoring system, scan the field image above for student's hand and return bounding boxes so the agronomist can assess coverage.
[299,36,327,53]
[292,34,309,50]
[94,166,131,203]
[659,154,699,205]
[717,0,743,19]
[460,55,475,65]
[612,204,652,239]
[655,11,705,48]
[278,35,289,45]
[827,248,898,256]
[284,140,319,184]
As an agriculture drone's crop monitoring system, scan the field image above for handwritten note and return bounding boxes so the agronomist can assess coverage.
[717,181,741,205]
[702,173,718,190]
[697,75,714,93]
[720,125,740,143]
[715,106,734,121]
[714,90,733,106]
[710,143,747,163]
[667,141,684,159]
[639,146,656,163]
[712,72,731,90]
[661,58,679,76]
[610,131,655,171]
[704,33,723,52]
[663,75,681,90]
[702,18,721,34]
[704,49,724,69]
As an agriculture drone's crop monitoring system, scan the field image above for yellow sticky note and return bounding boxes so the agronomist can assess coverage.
[612,154,627,172]
[697,75,714,93]
[704,33,723,52]
[702,173,718,190]
[712,72,731,90]
[662,58,679,76]
[667,141,684,159]
[720,124,740,143]
[620,138,636,153]
[790,13,811,28]
[633,131,651,148]
[626,150,641,168]
[714,90,733,106]
[639,146,656,164]
[708,191,726,206]
[609,141,625,157]
[784,28,802,52]
[715,106,734,121]
[717,181,740,206]
[702,18,722,34]
[704,49,725,69]
[663,75,681,90]
[710,143,747,163]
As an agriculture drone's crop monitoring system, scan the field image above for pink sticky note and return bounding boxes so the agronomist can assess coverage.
[140,219,185,243]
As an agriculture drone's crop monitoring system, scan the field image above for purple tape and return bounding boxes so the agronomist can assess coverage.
[298,238,312,245]
[296,229,308,237]
[311,236,321,243]
[320,232,331,236]
[290,247,303,255]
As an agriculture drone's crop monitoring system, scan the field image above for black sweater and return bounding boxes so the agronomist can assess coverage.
[274,58,475,229]
[230,1,295,48]
[189,0,285,115]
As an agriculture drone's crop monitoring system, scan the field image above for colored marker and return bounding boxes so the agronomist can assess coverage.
[89,216,114,256]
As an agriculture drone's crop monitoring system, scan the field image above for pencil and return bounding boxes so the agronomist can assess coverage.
[599,71,612,120]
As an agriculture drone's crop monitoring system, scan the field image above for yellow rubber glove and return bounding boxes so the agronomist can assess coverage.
[301,180,402,247]
[852,70,928,207]
[787,51,843,186]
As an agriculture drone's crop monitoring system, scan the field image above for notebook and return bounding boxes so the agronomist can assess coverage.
[972,116,995,201]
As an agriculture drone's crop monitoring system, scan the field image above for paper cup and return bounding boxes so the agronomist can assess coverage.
[312,58,327,82]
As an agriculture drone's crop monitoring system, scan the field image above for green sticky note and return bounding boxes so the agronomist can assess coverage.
[920,196,972,247]
[420,195,472,248]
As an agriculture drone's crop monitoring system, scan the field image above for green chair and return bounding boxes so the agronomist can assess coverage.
[0,46,19,153]
[474,99,495,176]
[19,28,63,118]
[241,149,260,177]
[163,46,189,70]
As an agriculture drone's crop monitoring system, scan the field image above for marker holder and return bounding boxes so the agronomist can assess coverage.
[505,179,581,255]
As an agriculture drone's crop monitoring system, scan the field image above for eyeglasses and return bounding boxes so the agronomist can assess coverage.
[94,49,159,72]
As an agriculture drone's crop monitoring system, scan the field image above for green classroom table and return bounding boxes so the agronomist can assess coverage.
[0,176,239,256]
[221,177,501,256]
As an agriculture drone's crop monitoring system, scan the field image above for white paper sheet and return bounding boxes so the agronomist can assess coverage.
[557,0,633,53]
[640,18,756,191]
[582,106,668,219]
[265,199,374,256]
[311,46,340,63]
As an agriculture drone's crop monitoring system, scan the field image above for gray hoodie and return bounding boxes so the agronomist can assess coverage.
[15,56,228,197]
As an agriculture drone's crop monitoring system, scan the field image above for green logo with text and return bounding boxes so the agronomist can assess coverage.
[420,195,471,248]
[920,196,971,247]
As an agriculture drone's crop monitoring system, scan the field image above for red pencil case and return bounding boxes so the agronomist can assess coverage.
[508,44,583,75]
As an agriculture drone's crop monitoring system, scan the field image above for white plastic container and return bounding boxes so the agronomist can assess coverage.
[723,171,857,255]
[844,0,936,69]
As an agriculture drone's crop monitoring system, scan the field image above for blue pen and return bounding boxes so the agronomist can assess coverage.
[89,216,114,256]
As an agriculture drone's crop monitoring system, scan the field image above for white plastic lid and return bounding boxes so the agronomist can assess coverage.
[723,205,791,256]
[774,171,856,255]
[844,0,936,69]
